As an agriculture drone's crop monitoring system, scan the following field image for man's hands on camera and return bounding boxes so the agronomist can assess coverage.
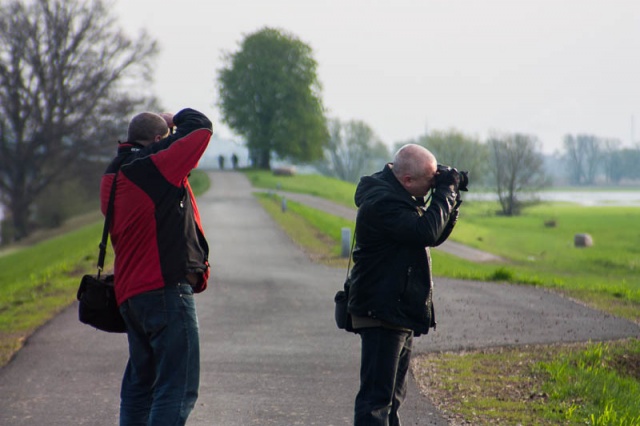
[435,165,460,190]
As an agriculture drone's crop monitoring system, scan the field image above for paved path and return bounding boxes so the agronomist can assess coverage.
[0,171,638,426]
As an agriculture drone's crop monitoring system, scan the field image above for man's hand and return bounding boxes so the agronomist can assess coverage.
[159,112,174,129]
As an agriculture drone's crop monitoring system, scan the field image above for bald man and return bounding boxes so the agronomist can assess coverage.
[347,143,462,425]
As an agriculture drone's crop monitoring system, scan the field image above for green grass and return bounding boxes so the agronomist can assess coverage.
[449,201,640,319]
[256,193,353,267]
[244,169,356,208]
[414,339,640,425]
[538,340,640,425]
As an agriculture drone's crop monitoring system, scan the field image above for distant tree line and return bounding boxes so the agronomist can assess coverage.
[395,129,547,216]
[5,7,640,242]
[563,134,640,185]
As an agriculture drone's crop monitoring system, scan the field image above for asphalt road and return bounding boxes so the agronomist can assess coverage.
[0,171,638,426]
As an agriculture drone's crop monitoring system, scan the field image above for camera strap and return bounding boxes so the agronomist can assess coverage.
[345,229,356,280]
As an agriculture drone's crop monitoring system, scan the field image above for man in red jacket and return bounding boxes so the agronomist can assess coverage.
[101,108,212,426]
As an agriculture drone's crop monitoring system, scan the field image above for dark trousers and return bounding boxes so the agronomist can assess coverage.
[118,283,200,426]
[354,327,413,426]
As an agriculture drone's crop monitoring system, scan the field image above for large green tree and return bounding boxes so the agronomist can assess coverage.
[0,0,159,241]
[217,27,328,169]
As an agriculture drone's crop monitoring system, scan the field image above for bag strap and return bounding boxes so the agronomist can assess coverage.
[345,229,356,280]
[97,171,118,277]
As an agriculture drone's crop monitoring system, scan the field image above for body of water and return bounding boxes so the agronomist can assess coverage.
[464,190,640,206]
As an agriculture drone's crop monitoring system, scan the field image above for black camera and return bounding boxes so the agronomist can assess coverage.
[436,164,469,192]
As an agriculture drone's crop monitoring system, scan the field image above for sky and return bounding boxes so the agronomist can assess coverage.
[112,0,640,154]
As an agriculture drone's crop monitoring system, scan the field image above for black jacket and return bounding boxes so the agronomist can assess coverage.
[348,164,460,335]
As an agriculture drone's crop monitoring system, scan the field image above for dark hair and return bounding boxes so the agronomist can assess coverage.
[127,112,169,144]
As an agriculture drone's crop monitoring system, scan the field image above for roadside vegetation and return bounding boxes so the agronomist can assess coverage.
[245,169,357,208]
[0,170,209,367]
[249,170,640,425]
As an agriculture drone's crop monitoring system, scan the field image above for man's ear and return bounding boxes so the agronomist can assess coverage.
[400,174,413,188]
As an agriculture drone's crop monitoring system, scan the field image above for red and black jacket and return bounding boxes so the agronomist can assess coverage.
[100,108,213,305]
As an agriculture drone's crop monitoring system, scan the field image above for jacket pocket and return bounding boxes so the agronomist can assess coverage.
[399,266,412,299]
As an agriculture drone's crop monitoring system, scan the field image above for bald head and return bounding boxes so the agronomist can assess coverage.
[127,112,170,146]
[392,144,438,197]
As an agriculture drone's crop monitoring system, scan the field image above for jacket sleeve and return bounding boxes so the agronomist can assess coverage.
[145,108,213,187]
[433,196,462,247]
[376,183,459,248]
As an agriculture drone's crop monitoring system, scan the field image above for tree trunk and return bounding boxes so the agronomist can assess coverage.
[9,195,31,241]
[258,149,271,170]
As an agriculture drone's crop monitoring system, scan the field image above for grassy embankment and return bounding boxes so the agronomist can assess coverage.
[245,169,640,425]
[0,170,210,367]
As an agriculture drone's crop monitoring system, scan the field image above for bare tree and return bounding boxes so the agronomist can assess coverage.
[605,147,640,183]
[488,133,547,216]
[563,134,602,185]
[315,118,388,182]
[601,138,622,184]
[0,0,159,240]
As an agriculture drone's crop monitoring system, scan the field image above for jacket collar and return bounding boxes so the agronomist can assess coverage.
[117,142,145,155]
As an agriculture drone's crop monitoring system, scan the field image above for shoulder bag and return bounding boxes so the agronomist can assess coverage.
[76,172,126,333]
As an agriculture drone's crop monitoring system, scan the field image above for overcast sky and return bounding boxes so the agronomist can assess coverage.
[113,0,640,154]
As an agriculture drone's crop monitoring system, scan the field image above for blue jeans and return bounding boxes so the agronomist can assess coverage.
[118,283,200,426]
[354,327,413,426]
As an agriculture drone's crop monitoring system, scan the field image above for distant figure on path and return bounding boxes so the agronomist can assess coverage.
[101,108,213,425]
[218,154,225,169]
[231,152,239,169]
[347,144,463,425]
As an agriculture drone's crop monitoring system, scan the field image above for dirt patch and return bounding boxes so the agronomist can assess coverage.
[610,351,640,381]
[0,333,27,367]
